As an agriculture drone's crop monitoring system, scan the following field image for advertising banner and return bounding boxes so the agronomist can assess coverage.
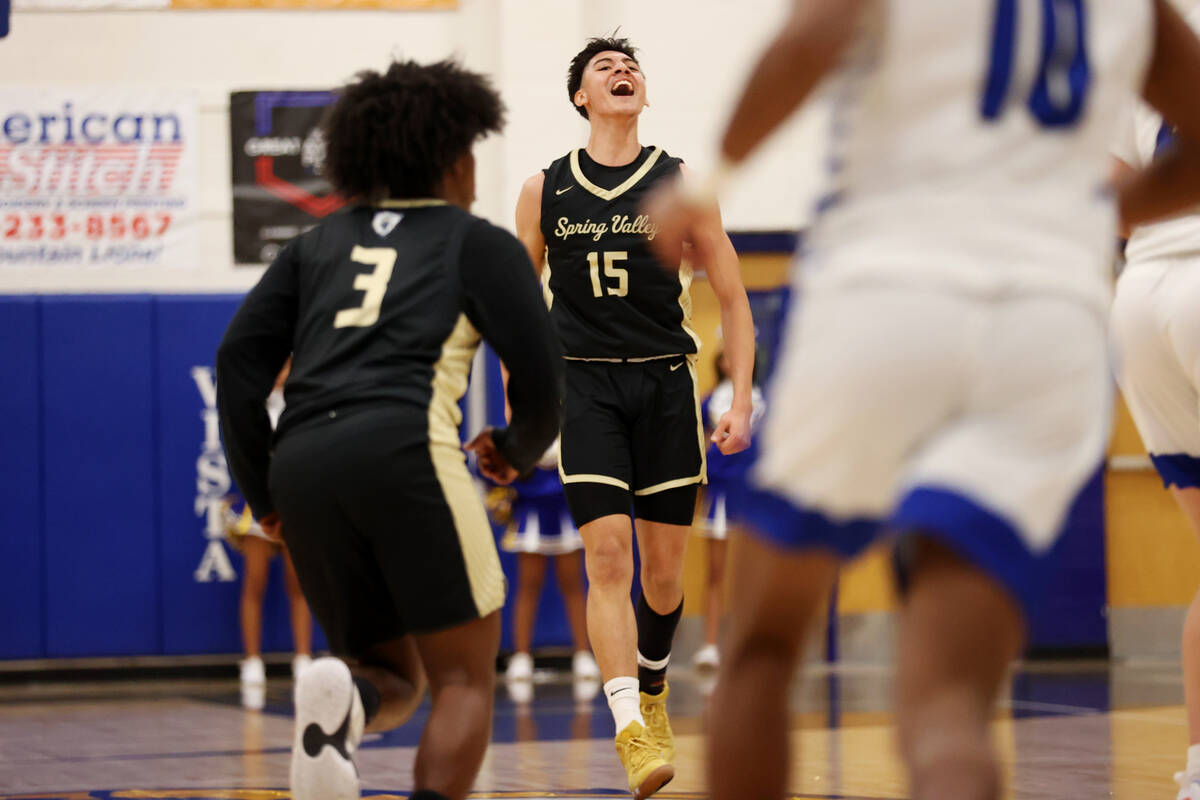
[0,88,198,269]
[230,90,347,264]
[15,0,445,8]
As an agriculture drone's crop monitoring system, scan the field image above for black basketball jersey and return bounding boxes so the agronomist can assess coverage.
[217,200,562,518]
[540,146,701,360]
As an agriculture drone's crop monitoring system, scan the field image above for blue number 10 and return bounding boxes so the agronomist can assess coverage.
[981,0,1091,127]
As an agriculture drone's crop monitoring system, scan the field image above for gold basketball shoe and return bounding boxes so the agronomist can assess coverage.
[614,720,674,799]
[640,681,675,763]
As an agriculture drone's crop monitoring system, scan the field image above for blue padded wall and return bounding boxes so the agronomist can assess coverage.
[0,290,1111,660]
[0,297,43,658]
[41,296,160,657]
[154,295,327,655]
[1028,469,1108,653]
[155,295,244,654]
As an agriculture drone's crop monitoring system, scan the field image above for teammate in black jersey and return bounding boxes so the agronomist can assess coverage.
[515,36,755,799]
[217,59,562,800]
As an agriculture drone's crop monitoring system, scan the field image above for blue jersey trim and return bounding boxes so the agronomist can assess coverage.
[1149,453,1200,490]
[728,481,880,559]
[981,0,1018,120]
[890,487,1047,620]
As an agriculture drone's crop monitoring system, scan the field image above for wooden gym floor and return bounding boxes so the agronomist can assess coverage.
[0,659,1189,799]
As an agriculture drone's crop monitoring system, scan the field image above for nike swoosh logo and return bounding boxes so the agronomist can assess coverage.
[670,362,684,371]
[556,186,573,196]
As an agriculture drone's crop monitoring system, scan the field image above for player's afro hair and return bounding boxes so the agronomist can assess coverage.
[322,58,505,201]
[567,36,639,120]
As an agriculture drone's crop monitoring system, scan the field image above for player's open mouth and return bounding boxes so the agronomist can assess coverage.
[611,80,635,97]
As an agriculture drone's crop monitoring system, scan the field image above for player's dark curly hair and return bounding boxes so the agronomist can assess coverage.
[322,59,505,201]
[567,36,639,120]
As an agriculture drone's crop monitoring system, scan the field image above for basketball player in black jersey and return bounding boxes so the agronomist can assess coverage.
[515,36,755,799]
[217,60,562,800]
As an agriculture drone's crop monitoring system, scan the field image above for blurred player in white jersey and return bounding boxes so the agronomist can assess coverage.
[647,2,1200,798]
[1111,9,1200,797]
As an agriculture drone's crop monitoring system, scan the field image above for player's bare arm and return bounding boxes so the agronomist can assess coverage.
[677,165,753,455]
[1119,0,1200,230]
[516,171,548,276]
[645,0,865,266]
[1117,146,1200,231]
[504,172,549,477]
[461,212,562,485]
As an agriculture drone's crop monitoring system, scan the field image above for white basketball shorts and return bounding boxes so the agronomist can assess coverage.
[1111,258,1200,488]
[733,284,1112,615]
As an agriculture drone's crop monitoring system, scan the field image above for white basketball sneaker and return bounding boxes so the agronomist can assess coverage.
[240,655,266,687]
[506,651,534,682]
[572,650,600,680]
[292,653,313,680]
[291,657,364,800]
[1177,772,1200,800]
[692,643,720,671]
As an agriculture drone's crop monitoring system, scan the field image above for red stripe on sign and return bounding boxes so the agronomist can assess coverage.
[255,156,345,218]
[0,146,185,151]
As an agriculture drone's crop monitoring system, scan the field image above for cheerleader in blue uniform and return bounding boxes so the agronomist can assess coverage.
[500,439,600,683]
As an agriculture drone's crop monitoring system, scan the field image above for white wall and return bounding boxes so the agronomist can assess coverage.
[0,0,828,291]
[576,1,828,235]
[496,0,829,240]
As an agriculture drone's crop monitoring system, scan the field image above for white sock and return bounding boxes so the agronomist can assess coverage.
[1187,744,1200,780]
[604,676,644,733]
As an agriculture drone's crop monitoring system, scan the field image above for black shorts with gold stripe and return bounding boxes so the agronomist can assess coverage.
[559,357,706,528]
[269,403,505,656]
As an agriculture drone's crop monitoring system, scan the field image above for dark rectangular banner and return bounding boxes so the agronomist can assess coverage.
[230,90,346,264]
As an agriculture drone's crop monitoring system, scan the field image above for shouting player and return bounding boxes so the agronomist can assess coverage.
[515,35,755,799]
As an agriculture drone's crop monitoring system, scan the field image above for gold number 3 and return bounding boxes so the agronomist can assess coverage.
[334,246,397,329]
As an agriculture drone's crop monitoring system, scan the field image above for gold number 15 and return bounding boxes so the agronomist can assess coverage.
[587,251,629,298]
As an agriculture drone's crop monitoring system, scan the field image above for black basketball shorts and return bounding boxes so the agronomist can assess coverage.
[559,357,706,526]
[268,405,506,657]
